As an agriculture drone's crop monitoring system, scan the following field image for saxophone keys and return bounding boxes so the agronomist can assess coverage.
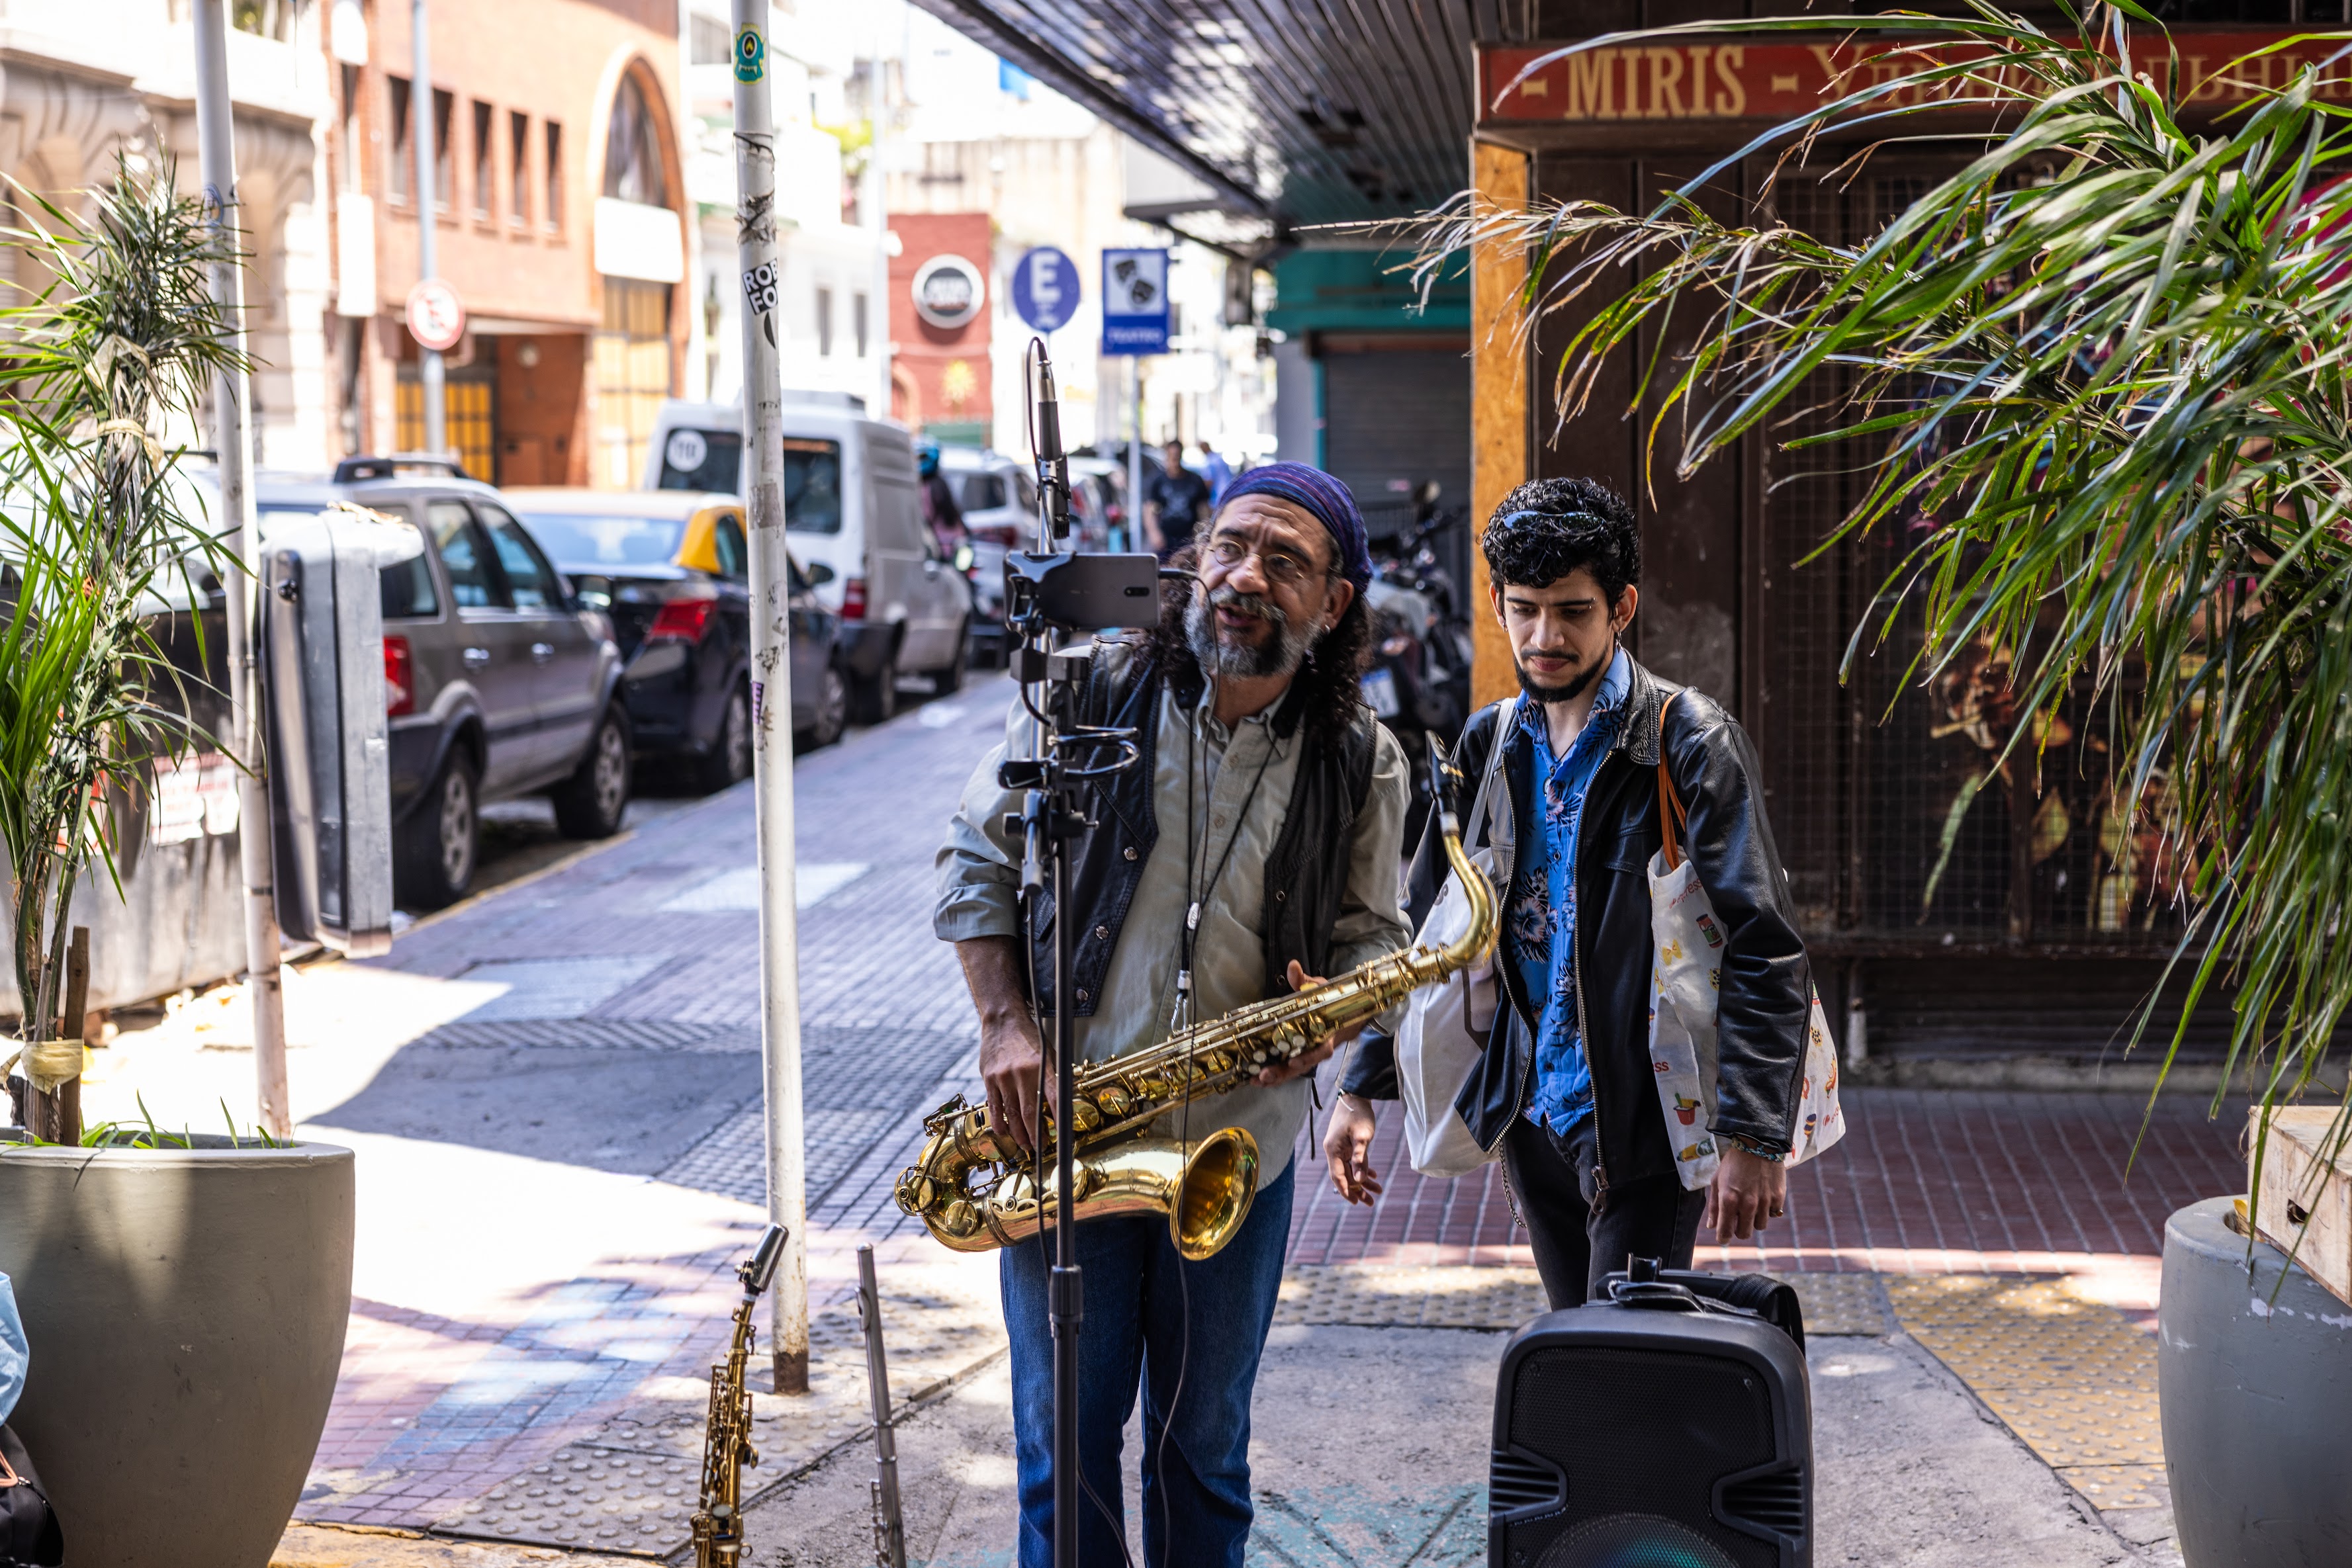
[1097,1085,1133,1118]
[893,1171,936,1215]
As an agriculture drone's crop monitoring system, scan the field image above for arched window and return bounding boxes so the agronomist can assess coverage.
[601,72,667,208]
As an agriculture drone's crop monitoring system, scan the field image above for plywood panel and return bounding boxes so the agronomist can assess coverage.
[1469,140,1531,711]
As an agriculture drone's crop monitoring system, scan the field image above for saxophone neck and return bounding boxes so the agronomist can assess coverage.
[1435,809,1498,970]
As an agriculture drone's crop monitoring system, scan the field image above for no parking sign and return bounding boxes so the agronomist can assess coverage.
[1011,247,1079,334]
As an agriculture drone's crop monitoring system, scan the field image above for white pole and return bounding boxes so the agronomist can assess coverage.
[866,50,890,420]
[731,0,811,1396]
[1126,356,1143,545]
[410,0,445,458]
[192,0,291,1139]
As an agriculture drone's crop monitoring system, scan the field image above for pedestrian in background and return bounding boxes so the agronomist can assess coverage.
[1142,439,1212,560]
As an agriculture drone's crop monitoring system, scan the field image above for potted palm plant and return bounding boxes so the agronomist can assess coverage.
[0,157,353,1568]
[1421,7,2352,1562]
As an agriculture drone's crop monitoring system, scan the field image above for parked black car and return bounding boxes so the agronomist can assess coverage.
[504,488,847,791]
[243,457,629,910]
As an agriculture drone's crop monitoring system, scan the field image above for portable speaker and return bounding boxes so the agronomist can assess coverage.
[1489,1267,1812,1568]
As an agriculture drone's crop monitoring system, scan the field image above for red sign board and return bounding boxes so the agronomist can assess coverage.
[1479,32,2352,126]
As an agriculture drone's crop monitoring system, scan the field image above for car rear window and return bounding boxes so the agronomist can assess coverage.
[514,511,686,569]
[958,472,1007,512]
[259,502,439,621]
[784,439,843,535]
[656,427,741,492]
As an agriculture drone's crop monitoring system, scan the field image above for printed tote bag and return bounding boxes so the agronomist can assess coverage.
[1648,693,1846,1191]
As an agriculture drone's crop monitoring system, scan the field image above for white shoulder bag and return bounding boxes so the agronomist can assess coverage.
[1647,692,1846,1190]
[1392,697,1515,1178]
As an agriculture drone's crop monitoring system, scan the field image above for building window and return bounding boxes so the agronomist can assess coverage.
[471,101,493,221]
[545,121,565,232]
[595,279,673,488]
[602,73,668,207]
[509,112,530,226]
[432,89,454,213]
[690,13,729,64]
[852,291,868,357]
[338,64,363,193]
[388,76,411,203]
[815,286,833,357]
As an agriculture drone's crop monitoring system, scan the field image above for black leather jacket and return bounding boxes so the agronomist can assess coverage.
[1339,654,1812,1190]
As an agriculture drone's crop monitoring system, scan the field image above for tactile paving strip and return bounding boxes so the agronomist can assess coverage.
[433,1262,1009,1557]
[1887,1274,2168,1508]
[1274,1266,1892,1334]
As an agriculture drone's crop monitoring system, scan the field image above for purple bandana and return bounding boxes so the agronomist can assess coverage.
[1212,462,1374,591]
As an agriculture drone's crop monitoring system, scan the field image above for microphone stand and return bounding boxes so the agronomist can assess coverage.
[999,337,1147,1568]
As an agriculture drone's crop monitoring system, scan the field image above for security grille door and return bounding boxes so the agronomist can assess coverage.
[1320,344,1472,583]
[396,370,494,480]
[596,278,674,488]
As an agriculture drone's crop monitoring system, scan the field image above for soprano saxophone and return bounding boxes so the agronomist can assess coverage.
[896,742,1496,1260]
[690,1224,787,1568]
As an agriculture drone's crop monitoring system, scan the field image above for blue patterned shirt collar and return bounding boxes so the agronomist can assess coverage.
[1512,645,1631,757]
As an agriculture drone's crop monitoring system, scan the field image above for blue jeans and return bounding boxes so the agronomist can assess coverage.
[999,1160,1294,1568]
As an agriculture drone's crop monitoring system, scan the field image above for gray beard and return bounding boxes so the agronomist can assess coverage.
[1186,586,1318,679]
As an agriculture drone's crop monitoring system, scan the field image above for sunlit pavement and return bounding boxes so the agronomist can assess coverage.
[82,666,2221,1564]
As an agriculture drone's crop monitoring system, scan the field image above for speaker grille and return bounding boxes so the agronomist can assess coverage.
[1533,1513,1741,1568]
[1502,1346,1785,1568]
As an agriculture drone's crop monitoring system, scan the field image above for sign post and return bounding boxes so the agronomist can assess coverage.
[410,0,447,457]
[1101,248,1169,551]
[730,0,811,1396]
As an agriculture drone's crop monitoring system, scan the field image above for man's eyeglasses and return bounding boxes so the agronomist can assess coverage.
[1202,535,1329,586]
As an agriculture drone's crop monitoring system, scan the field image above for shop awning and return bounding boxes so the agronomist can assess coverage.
[909,0,1480,231]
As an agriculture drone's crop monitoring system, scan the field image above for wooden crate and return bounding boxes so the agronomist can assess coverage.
[2250,1106,2352,1309]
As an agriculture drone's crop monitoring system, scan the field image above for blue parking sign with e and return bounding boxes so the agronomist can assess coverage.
[1101,247,1170,356]
[1011,247,1079,333]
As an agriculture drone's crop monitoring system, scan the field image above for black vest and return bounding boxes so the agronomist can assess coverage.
[1024,642,1377,1018]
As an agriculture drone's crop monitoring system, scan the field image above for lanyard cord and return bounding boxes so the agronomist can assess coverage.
[1173,689,1279,1026]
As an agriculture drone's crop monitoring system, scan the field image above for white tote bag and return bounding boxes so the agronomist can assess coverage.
[1392,699,1515,1178]
[1647,693,1845,1192]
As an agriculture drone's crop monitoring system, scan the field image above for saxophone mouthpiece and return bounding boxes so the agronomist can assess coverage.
[741,1223,788,1297]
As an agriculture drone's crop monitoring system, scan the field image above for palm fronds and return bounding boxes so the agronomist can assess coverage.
[1415,4,2352,1127]
[0,154,241,1045]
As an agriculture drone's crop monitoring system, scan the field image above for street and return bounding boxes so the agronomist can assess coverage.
[75,672,2232,1566]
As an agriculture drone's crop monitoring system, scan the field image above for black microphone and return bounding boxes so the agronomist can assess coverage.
[1028,337,1072,545]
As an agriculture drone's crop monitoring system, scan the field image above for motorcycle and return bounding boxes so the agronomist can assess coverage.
[1361,483,1475,847]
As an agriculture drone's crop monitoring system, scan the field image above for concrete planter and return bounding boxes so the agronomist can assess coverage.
[0,1136,354,1568]
[2159,1196,2352,1568]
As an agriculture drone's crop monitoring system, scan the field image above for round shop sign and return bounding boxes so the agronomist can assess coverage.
[405,277,466,353]
[911,253,985,330]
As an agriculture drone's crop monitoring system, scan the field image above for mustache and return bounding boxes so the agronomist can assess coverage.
[1206,584,1286,625]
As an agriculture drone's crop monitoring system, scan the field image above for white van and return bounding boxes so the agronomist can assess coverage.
[645,397,972,722]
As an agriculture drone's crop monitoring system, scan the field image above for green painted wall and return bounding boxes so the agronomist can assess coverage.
[1265,249,1469,335]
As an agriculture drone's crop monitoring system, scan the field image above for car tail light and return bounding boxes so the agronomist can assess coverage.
[384,635,414,717]
[646,597,716,642]
[840,576,868,622]
[972,523,1021,548]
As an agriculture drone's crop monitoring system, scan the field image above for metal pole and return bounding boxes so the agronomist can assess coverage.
[731,0,811,1396]
[857,1244,907,1568]
[866,52,891,420]
[410,0,445,457]
[192,0,291,1139]
[1126,356,1143,546]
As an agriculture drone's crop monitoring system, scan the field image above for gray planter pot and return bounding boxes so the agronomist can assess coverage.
[0,1136,354,1568]
[2159,1196,2352,1568]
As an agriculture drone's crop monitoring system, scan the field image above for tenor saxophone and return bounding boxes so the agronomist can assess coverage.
[895,742,1496,1260]
[690,1224,787,1568]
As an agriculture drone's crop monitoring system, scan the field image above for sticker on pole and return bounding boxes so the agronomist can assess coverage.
[733,26,765,84]
[1100,248,1169,356]
[1011,246,1079,333]
[743,261,779,314]
[405,278,465,353]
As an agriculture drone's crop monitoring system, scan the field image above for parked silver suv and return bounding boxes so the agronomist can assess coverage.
[253,457,627,908]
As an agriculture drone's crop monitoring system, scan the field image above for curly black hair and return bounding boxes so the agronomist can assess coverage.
[1482,477,1641,603]
[1143,543,1373,749]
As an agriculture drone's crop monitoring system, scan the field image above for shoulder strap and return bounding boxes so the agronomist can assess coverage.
[1656,691,1690,871]
[1463,695,1516,848]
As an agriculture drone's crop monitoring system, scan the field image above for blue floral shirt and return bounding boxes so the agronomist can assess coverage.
[1502,648,1630,1135]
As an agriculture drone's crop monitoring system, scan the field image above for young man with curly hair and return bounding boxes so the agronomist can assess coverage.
[1322,477,1815,1307]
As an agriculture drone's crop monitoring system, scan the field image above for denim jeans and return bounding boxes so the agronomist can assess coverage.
[999,1160,1294,1568]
